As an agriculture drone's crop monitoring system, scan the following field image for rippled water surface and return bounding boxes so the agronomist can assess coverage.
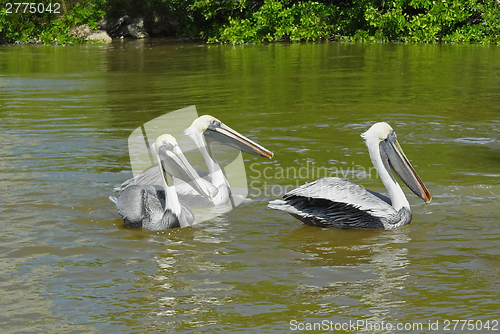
[1,41,500,333]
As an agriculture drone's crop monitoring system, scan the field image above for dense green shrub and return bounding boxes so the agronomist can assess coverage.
[1,0,499,44]
[211,0,335,43]
[362,0,500,43]
[0,0,105,44]
[201,0,500,43]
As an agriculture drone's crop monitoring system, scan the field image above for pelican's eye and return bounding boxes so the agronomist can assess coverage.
[384,130,397,142]
[210,119,221,127]
[158,141,175,153]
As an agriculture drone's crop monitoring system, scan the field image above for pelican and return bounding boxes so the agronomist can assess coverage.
[117,115,274,206]
[268,122,431,229]
[181,115,273,205]
[110,134,215,231]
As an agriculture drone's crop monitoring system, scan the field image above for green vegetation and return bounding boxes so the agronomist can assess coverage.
[361,0,500,43]
[208,0,336,43]
[209,0,500,43]
[0,0,105,44]
[1,0,499,44]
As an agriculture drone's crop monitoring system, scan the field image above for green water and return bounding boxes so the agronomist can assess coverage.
[1,40,499,333]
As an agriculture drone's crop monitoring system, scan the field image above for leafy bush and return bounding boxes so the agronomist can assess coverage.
[1,0,499,44]
[362,0,500,43]
[0,0,105,44]
[201,0,500,43]
[212,0,335,43]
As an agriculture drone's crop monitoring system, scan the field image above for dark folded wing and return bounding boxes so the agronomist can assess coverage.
[268,177,398,229]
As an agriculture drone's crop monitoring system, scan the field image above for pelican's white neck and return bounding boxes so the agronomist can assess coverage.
[363,132,410,211]
[155,150,182,216]
[184,125,226,188]
[164,184,182,216]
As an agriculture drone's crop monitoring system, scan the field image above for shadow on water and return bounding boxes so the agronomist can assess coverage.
[278,225,412,320]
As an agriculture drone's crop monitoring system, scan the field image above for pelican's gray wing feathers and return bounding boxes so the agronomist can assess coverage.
[115,167,162,191]
[268,177,401,229]
[117,166,216,200]
[114,185,196,230]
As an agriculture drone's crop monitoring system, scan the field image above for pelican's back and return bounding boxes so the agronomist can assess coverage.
[268,177,406,229]
[115,185,183,230]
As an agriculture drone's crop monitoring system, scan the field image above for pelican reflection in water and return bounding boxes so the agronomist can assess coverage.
[110,134,214,230]
[117,115,274,206]
[268,122,431,229]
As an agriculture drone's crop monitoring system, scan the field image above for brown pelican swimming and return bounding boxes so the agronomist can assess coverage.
[117,115,274,206]
[268,122,431,229]
[110,134,215,230]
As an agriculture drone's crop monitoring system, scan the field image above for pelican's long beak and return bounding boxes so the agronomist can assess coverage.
[203,121,274,159]
[157,144,217,200]
[380,132,432,203]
